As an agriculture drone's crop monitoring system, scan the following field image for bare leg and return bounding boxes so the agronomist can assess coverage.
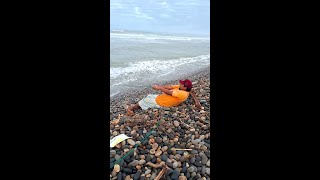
[127,103,141,116]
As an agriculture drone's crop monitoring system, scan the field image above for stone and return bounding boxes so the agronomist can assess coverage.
[145,169,151,175]
[117,172,122,180]
[206,160,210,167]
[179,176,187,180]
[187,166,195,173]
[138,159,146,165]
[173,121,180,127]
[205,168,210,175]
[114,154,121,161]
[181,166,187,173]
[173,161,179,168]
[127,139,135,146]
[110,150,116,157]
[123,168,132,174]
[171,169,179,179]
[133,171,141,180]
[161,154,168,162]
[130,160,139,166]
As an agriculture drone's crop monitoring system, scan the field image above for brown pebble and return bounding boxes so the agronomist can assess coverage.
[140,155,145,159]
[179,175,187,180]
[152,143,158,150]
[161,146,168,152]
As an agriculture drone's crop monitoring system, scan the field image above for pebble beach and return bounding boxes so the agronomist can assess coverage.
[109,67,211,180]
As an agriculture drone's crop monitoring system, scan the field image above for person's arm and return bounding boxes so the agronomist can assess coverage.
[153,84,177,90]
[158,86,173,95]
[190,90,201,108]
[153,85,173,95]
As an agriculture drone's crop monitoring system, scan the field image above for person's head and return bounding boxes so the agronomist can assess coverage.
[179,79,193,92]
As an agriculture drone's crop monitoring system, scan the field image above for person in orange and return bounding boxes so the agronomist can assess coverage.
[127,79,201,115]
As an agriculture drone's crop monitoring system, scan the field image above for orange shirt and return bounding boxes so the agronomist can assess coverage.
[155,85,189,107]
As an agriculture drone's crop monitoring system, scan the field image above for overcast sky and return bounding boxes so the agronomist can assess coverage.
[110,0,210,36]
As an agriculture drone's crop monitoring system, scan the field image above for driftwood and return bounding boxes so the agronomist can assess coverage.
[171,148,193,151]
[154,166,168,180]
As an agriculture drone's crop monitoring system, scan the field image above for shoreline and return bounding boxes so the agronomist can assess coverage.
[110,66,210,107]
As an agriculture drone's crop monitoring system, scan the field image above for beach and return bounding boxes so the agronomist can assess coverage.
[110,66,211,180]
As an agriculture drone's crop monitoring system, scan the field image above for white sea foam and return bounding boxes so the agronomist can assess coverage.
[110,54,210,80]
[110,32,209,41]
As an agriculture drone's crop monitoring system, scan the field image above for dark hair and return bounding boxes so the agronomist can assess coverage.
[186,87,192,92]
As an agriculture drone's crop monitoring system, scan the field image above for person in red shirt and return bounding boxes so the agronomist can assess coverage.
[127,79,201,116]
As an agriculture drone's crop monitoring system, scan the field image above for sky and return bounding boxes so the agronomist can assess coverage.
[110,0,210,36]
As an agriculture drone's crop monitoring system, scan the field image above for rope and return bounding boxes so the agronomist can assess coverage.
[110,115,164,170]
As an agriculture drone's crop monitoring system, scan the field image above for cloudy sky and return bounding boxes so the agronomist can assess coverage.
[110,0,210,36]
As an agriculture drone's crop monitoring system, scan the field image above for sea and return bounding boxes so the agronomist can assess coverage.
[110,30,210,97]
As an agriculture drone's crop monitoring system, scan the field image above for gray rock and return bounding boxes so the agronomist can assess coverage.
[127,139,135,146]
[133,171,141,180]
[117,172,122,180]
[205,168,210,175]
[145,169,151,175]
[123,168,132,174]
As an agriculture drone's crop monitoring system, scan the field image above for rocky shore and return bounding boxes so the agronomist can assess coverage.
[110,67,211,180]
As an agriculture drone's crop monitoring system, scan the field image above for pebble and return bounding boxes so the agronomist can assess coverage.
[206,160,210,167]
[130,160,139,166]
[133,171,141,180]
[138,159,146,165]
[125,175,131,180]
[114,154,120,161]
[161,154,168,162]
[123,168,132,174]
[194,161,202,167]
[190,157,196,164]
[187,166,195,173]
[110,150,116,157]
[171,169,179,179]
[178,176,187,180]
[205,168,210,175]
[173,121,180,127]
[150,173,157,180]
[116,172,122,180]
[112,131,118,136]
[127,139,135,146]
[173,161,179,168]
[145,169,151,175]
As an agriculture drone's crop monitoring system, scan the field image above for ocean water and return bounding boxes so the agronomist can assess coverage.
[110,30,210,97]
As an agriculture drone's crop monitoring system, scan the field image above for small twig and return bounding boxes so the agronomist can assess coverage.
[171,148,193,151]
[154,166,168,180]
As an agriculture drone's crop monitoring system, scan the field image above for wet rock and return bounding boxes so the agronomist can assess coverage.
[166,161,173,168]
[116,172,122,180]
[133,171,141,180]
[171,169,179,179]
[187,166,195,173]
[130,160,139,166]
[161,154,168,162]
[194,161,202,167]
[181,166,187,173]
[123,168,132,174]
